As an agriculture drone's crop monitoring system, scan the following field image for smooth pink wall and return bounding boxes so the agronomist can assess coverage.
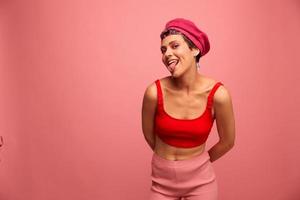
[1,0,300,199]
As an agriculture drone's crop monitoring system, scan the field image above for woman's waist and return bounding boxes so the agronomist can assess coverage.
[154,136,206,161]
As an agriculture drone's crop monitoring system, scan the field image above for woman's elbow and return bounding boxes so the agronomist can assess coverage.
[220,140,235,150]
[227,140,235,149]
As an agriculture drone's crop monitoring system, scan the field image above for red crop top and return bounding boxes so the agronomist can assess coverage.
[154,79,224,148]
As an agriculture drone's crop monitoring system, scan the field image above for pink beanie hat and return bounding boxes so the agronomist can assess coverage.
[162,18,210,57]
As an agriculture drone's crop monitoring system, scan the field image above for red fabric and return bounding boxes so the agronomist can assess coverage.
[163,18,210,57]
[154,79,224,148]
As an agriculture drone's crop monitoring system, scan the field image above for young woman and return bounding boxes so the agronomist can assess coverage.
[142,18,236,200]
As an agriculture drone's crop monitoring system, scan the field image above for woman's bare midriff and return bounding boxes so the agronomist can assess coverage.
[154,134,206,161]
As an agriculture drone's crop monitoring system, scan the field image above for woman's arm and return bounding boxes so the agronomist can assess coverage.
[141,83,157,151]
[208,85,236,162]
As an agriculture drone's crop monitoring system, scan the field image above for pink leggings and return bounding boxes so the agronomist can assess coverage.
[149,151,218,200]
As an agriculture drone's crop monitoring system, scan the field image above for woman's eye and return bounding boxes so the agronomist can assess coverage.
[160,44,178,53]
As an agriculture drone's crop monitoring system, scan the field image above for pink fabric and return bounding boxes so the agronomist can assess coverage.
[163,18,210,57]
[149,151,218,200]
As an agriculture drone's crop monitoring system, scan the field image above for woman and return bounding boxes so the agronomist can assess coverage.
[141,18,235,200]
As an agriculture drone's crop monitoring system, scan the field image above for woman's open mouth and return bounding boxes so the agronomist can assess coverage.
[167,59,179,72]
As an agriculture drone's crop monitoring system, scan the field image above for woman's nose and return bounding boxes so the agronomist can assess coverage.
[164,48,173,57]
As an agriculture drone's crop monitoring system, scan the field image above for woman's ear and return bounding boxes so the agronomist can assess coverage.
[193,49,200,57]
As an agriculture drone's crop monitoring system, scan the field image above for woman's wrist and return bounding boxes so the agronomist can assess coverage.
[208,141,234,162]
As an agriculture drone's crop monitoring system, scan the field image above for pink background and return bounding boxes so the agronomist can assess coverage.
[1,0,300,199]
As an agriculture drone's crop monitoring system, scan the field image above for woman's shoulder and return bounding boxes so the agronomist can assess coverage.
[143,77,167,102]
[143,81,158,103]
[200,75,225,90]
[149,76,171,89]
[206,77,232,105]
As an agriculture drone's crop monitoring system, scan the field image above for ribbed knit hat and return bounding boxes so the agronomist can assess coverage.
[162,18,210,56]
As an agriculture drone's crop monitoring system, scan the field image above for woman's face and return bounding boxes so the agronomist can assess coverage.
[160,34,198,76]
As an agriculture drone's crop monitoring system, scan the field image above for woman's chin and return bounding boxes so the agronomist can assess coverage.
[170,70,180,77]
[168,64,179,75]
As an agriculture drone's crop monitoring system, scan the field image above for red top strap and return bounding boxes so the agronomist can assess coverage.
[207,82,224,109]
[154,79,163,111]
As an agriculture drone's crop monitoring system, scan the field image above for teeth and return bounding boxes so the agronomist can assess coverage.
[167,60,178,65]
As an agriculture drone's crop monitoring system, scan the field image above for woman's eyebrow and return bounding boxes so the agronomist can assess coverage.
[161,40,178,48]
